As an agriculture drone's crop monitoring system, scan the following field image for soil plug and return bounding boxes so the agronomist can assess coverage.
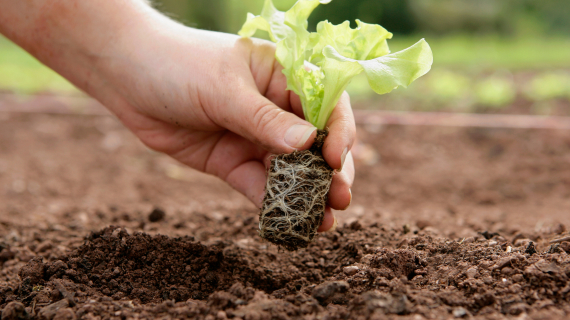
[239,0,433,250]
[260,130,333,250]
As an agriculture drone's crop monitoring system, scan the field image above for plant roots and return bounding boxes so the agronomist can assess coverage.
[259,130,333,251]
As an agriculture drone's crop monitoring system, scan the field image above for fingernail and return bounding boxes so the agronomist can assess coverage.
[342,189,352,210]
[285,125,317,149]
[339,147,348,171]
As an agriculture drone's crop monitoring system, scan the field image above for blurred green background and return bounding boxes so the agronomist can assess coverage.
[1,0,569,114]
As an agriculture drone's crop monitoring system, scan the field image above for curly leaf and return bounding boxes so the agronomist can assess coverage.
[239,0,433,130]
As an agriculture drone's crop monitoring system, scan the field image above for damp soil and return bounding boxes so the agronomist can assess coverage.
[1,111,570,319]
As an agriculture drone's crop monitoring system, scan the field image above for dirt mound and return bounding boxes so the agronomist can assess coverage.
[2,114,570,319]
[17,227,294,303]
[2,226,570,319]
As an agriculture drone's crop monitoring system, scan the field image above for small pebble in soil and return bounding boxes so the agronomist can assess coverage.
[343,266,359,276]
[362,291,409,315]
[148,207,166,222]
[462,237,475,244]
[312,281,349,305]
[453,307,468,318]
[216,310,227,320]
[466,267,478,279]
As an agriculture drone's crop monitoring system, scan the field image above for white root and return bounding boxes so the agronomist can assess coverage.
[259,151,333,250]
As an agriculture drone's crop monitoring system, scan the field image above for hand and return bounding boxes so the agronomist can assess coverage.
[0,1,355,231]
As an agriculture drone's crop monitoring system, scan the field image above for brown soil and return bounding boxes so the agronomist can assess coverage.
[260,130,333,251]
[1,111,570,319]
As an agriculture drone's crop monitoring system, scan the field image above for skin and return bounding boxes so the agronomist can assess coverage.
[0,0,355,232]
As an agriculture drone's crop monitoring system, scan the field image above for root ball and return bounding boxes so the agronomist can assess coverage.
[259,130,333,251]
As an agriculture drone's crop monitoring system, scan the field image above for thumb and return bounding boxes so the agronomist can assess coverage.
[215,88,317,154]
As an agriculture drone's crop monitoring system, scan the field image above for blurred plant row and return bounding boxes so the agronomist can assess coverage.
[348,68,570,115]
[156,0,570,37]
[1,0,569,115]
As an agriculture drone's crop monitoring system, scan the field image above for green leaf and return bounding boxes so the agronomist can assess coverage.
[311,20,392,64]
[239,0,433,130]
[238,0,287,43]
[312,58,362,129]
[358,39,433,94]
[238,0,326,67]
[323,39,433,95]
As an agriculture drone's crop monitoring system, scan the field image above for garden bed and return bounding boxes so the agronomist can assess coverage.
[1,111,569,319]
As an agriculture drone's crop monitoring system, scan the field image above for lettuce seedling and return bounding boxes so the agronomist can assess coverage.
[240,0,433,251]
[240,0,433,129]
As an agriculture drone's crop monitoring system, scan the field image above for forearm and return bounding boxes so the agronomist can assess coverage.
[0,0,161,108]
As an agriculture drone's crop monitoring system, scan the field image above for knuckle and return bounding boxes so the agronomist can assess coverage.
[251,103,284,140]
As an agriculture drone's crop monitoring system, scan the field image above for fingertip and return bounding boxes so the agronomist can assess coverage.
[317,207,336,232]
[330,215,338,232]
[344,189,352,210]
[327,153,354,210]
[299,126,317,150]
[284,124,317,150]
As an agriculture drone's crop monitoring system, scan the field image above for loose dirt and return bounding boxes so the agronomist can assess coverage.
[1,112,570,319]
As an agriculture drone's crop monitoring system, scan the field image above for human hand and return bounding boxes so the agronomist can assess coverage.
[0,1,355,231]
[108,18,355,231]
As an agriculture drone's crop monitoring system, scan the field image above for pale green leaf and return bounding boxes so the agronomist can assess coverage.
[239,0,433,129]
[357,39,433,94]
[313,58,363,129]
[311,20,392,64]
[238,0,287,42]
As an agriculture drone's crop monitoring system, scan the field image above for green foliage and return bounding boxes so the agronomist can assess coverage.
[239,0,432,129]
[424,69,471,102]
[155,0,570,37]
[474,76,516,108]
[524,72,570,101]
[388,34,570,70]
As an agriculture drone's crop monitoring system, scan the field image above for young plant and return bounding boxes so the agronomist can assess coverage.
[240,0,433,250]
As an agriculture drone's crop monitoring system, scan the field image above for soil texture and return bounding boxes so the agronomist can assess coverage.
[1,111,570,319]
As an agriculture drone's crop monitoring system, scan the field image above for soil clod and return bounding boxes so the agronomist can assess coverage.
[525,241,537,255]
[312,281,349,305]
[148,207,166,222]
[1,301,30,320]
[38,299,69,320]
